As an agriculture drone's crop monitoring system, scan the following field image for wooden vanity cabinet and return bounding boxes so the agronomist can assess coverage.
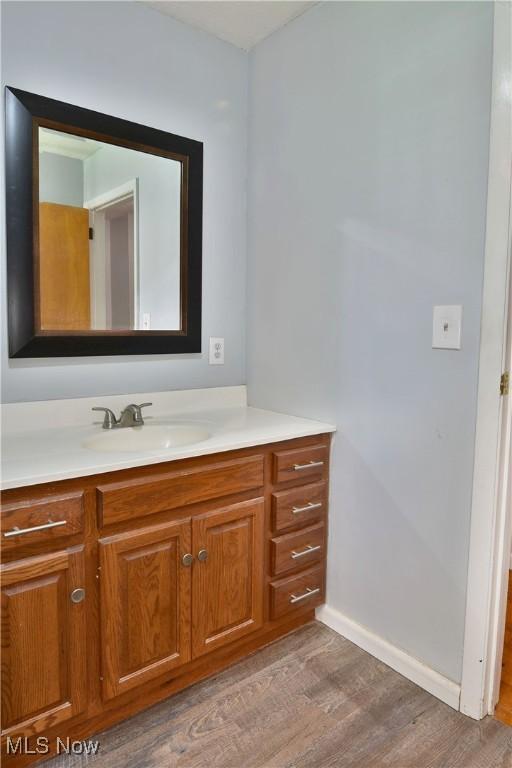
[0,433,330,766]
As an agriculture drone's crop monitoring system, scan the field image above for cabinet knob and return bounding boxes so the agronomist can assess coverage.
[197,549,208,562]
[70,588,85,604]
[182,553,194,567]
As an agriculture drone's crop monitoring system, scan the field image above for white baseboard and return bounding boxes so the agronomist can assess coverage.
[316,604,461,711]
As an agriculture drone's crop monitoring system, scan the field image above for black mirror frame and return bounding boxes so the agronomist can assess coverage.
[5,87,203,357]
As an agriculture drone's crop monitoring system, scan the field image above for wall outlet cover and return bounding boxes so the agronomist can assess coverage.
[209,337,225,365]
[432,305,462,350]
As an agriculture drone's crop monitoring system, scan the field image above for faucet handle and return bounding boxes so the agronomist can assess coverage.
[127,402,153,425]
[136,402,152,423]
[92,407,118,430]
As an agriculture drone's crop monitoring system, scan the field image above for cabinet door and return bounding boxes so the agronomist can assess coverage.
[99,518,191,700]
[1,547,87,737]
[192,498,264,657]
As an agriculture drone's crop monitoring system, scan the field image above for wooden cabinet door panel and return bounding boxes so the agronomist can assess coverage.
[192,498,264,657]
[99,519,191,700]
[1,548,87,737]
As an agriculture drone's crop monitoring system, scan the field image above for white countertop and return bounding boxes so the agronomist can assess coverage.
[1,387,335,490]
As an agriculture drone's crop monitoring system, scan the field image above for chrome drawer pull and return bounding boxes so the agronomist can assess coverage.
[291,544,322,559]
[289,586,321,604]
[3,519,67,538]
[292,501,323,515]
[293,461,324,471]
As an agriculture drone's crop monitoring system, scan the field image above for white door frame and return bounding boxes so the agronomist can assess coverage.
[460,0,512,720]
[489,212,512,715]
[84,179,140,329]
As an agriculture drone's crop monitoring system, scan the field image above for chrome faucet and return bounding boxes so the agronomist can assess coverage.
[92,403,152,429]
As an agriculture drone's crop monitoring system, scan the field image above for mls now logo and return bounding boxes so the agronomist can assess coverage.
[6,737,100,756]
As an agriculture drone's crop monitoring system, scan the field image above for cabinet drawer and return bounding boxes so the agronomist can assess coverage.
[270,565,325,620]
[273,444,328,485]
[271,522,325,576]
[98,455,264,526]
[272,481,326,533]
[1,493,85,552]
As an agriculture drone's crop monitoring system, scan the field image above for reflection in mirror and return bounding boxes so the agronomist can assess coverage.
[38,127,182,331]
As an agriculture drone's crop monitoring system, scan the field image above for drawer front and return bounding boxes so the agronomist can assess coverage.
[98,455,264,527]
[1,493,85,552]
[270,565,325,620]
[271,522,325,576]
[272,481,326,533]
[273,444,328,485]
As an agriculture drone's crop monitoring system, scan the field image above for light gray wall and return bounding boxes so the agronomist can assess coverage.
[39,152,84,207]
[84,144,182,330]
[247,1,493,682]
[0,0,248,402]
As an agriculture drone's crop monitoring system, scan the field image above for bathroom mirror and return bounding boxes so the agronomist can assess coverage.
[5,87,203,357]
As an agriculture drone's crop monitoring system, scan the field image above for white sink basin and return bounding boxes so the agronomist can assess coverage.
[82,424,210,453]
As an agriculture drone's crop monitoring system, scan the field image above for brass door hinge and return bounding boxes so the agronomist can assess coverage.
[500,371,510,396]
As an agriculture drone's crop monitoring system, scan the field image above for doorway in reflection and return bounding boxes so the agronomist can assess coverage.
[88,187,136,331]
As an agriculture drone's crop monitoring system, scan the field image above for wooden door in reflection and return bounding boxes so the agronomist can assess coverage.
[39,202,91,330]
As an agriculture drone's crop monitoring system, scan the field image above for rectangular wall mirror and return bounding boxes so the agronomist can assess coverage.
[5,87,203,357]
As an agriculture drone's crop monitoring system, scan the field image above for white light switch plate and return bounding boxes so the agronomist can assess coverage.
[432,305,462,349]
[209,337,225,365]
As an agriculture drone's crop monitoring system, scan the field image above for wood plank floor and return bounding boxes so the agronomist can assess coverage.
[496,571,512,725]
[47,622,512,768]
